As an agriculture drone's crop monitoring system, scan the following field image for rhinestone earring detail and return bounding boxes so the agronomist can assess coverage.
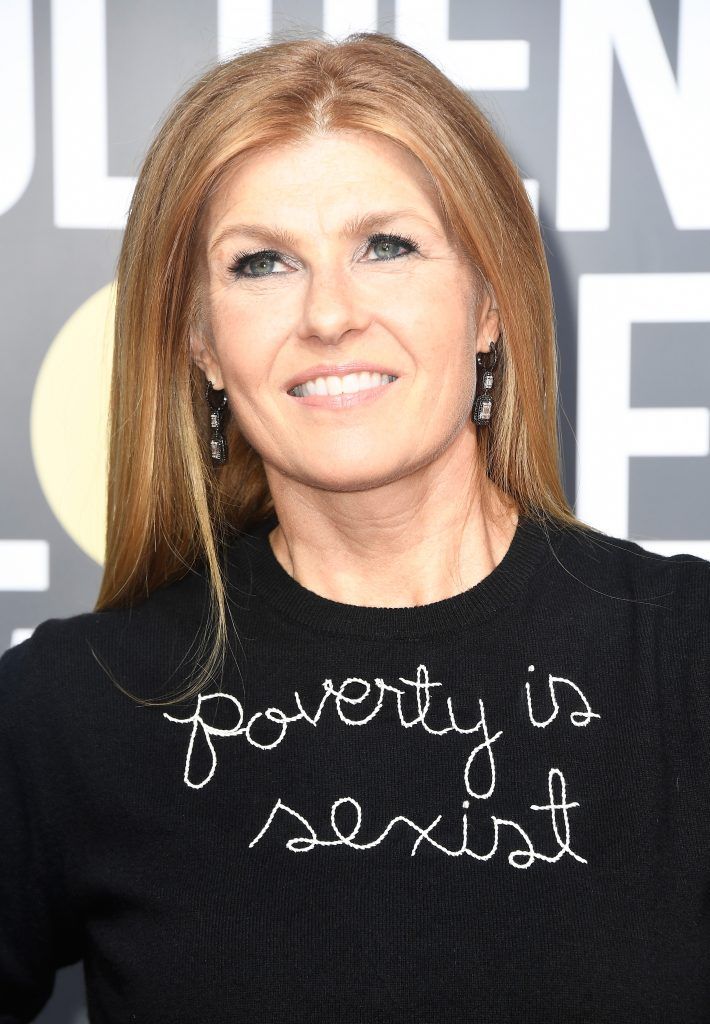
[472,338,499,426]
[206,380,228,465]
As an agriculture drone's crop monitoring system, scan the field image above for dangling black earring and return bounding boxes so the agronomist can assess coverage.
[472,339,499,426]
[206,380,228,465]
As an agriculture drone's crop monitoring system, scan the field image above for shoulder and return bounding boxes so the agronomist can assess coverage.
[0,613,101,710]
[554,520,710,633]
[0,565,209,714]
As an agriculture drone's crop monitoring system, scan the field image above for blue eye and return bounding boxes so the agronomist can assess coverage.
[228,250,283,279]
[227,231,420,280]
[365,232,420,261]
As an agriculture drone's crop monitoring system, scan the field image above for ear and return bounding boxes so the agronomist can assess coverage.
[475,287,501,357]
[189,325,224,390]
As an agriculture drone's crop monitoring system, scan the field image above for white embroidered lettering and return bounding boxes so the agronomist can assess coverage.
[248,765,584,870]
[525,665,601,728]
[164,663,595,868]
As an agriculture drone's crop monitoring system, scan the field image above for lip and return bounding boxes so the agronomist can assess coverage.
[288,376,399,409]
[283,362,399,393]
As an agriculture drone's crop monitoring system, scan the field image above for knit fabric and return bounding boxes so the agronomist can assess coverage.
[1,511,709,1023]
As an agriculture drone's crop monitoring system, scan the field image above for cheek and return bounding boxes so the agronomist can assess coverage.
[396,292,475,369]
[211,274,301,332]
[207,292,274,382]
[394,261,475,327]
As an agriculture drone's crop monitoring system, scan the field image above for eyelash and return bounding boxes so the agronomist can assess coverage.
[227,232,421,280]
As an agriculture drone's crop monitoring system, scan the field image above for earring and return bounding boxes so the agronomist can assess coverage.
[206,380,229,465]
[472,338,499,426]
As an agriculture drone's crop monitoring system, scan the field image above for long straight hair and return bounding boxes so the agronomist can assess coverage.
[94,31,592,706]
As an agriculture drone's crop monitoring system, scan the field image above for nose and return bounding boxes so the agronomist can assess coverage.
[296,262,371,346]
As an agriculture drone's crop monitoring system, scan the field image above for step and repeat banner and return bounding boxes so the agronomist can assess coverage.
[1,1,708,1020]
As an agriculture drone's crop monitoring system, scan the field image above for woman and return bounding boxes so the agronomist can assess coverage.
[1,30,708,1024]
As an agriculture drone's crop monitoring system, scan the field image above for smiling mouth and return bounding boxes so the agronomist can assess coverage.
[288,371,398,398]
[287,376,400,410]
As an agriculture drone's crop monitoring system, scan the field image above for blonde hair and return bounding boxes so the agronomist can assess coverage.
[94,30,593,706]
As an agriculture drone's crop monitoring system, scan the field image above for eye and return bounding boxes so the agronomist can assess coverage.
[228,249,289,280]
[226,231,421,281]
[364,232,420,262]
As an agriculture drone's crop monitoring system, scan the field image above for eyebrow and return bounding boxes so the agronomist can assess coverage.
[208,208,439,254]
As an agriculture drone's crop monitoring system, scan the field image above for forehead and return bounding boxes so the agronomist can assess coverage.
[205,130,445,238]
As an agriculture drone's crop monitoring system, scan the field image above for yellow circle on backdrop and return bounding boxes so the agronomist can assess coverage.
[31,282,116,566]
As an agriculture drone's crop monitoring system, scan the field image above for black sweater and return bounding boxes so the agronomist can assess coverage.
[1,511,709,1023]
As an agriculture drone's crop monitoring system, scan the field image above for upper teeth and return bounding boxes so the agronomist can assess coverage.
[290,371,397,397]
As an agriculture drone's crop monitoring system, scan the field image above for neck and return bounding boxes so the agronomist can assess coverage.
[266,469,519,609]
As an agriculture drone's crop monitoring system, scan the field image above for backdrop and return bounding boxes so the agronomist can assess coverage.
[1,1,708,1020]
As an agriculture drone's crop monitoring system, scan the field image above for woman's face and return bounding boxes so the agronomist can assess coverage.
[193,130,498,494]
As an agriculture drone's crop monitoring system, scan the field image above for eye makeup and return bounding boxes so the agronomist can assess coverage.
[227,231,421,280]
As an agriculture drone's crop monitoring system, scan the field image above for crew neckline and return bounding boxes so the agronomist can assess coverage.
[227,510,564,639]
